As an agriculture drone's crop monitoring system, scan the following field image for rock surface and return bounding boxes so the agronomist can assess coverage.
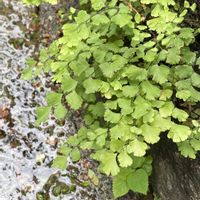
[151,136,200,200]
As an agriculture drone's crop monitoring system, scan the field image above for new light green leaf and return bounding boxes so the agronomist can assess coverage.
[21,58,37,80]
[67,135,80,146]
[123,66,147,81]
[93,48,107,63]
[178,141,196,159]
[175,79,191,90]
[110,125,124,139]
[191,73,200,88]
[127,169,148,195]
[75,10,90,24]
[111,81,122,91]
[149,64,170,84]
[122,85,139,98]
[91,0,106,10]
[118,98,133,115]
[104,109,121,123]
[151,115,172,132]
[141,124,161,144]
[102,152,121,175]
[179,28,194,41]
[111,13,132,28]
[113,173,129,198]
[83,78,102,94]
[52,156,67,170]
[58,145,71,156]
[181,47,196,64]
[95,151,120,176]
[127,139,148,157]
[54,103,67,119]
[141,80,160,100]
[71,148,81,162]
[143,41,155,48]
[159,102,174,118]
[23,0,57,5]
[78,24,91,40]
[88,102,105,117]
[66,91,83,110]
[92,14,110,25]
[176,90,191,101]
[99,62,115,78]
[118,150,133,167]
[160,89,173,100]
[135,13,141,24]
[190,138,200,151]
[143,49,157,62]
[174,65,193,79]
[47,92,62,106]
[168,124,191,142]
[141,0,175,6]
[96,134,107,147]
[61,76,77,93]
[172,108,188,122]
[35,106,51,126]
[191,3,197,11]
[105,100,118,110]
[166,48,180,64]
[143,110,155,123]
[132,96,151,119]
[110,139,124,152]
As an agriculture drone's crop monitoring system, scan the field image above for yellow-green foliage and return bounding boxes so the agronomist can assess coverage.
[23,0,200,198]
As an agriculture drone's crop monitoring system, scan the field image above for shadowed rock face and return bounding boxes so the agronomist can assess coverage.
[39,0,79,43]
[151,136,200,200]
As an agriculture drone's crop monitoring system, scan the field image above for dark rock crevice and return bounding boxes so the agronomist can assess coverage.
[151,136,200,200]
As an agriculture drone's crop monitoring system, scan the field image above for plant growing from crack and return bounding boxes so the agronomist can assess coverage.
[22,0,200,198]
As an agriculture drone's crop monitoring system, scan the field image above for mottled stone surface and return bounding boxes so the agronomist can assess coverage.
[39,0,79,43]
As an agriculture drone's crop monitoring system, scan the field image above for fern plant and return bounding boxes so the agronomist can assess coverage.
[22,0,200,198]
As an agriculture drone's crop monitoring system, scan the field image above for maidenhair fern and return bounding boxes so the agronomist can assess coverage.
[22,0,200,198]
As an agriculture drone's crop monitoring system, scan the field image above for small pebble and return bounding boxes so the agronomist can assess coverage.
[36,153,45,164]
[46,136,58,146]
